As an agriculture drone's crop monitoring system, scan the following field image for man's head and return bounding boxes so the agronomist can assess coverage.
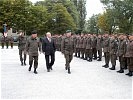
[46,32,52,38]
[31,30,37,38]
[66,30,71,37]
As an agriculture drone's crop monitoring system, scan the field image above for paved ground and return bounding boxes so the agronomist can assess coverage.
[1,46,132,99]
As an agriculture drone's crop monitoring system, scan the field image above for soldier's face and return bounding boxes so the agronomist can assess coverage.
[66,32,71,37]
[32,34,37,38]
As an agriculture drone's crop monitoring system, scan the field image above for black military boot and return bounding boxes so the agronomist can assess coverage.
[109,65,115,70]
[21,61,23,66]
[24,60,26,66]
[125,71,132,76]
[102,64,109,68]
[117,68,124,73]
[34,68,38,74]
[28,66,32,71]
[97,58,102,61]
[68,68,71,74]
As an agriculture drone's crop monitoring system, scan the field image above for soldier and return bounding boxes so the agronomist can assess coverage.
[75,35,80,58]
[61,30,74,74]
[17,31,27,66]
[1,35,5,49]
[85,34,93,62]
[10,35,14,49]
[117,34,127,73]
[109,35,118,70]
[102,33,110,68]
[92,34,97,60]
[79,33,84,59]
[96,34,103,61]
[25,30,41,74]
[125,35,133,76]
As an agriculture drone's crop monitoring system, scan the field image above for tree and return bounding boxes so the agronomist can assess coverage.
[101,0,133,34]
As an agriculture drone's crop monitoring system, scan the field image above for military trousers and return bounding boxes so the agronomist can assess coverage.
[29,55,38,69]
[119,56,126,69]
[85,49,92,60]
[10,43,13,48]
[75,48,80,57]
[6,42,9,49]
[92,48,97,59]
[110,54,117,66]
[97,49,102,59]
[1,42,4,48]
[127,57,133,71]
[64,54,73,69]
[80,48,85,58]
[104,52,110,65]
[19,49,26,62]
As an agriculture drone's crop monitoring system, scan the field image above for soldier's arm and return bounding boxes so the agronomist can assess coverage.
[25,39,29,52]
[61,38,65,54]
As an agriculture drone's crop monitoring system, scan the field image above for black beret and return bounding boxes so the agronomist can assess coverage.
[31,30,37,34]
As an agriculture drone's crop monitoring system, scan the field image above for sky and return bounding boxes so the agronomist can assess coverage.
[30,0,105,20]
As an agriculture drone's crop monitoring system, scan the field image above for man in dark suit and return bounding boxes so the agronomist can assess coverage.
[42,32,56,72]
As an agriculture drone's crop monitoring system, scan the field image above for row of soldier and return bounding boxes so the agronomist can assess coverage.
[52,33,133,76]
[1,35,14,49]
[2,30,133,76]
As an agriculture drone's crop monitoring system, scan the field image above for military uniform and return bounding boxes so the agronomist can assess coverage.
[125,37,133,76]
[75,36,80,57]
[18,35,27,65]
[92,35,97,60]
[96,36,103,61]
[109,38,118,70]
[117,38,127,73]
[61,34,74,74]
[1,35,5,49]
[25,34,41,74]
[79,36,84,59]
[85,35,93,62]
[102,36,110,68]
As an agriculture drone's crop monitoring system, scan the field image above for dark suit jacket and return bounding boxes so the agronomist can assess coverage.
[42,37,56,55]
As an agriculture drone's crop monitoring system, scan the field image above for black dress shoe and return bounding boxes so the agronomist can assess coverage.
[21,62,23,66]
[65,67,68,70]
[47,69,50,72]
[28,66,31,71]
[102,64,107,67]
[104,65,109,68]
[34,71,38,74]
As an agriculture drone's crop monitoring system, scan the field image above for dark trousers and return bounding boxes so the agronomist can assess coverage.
[64,54,73,69]
[110,54,117,66]
[19,49,26,62]
[119,56,126,69]
[29,55,38,69]
[127,57,133,71]
[1,42,4,48]
[97,49,102,59]
[92,48,97,59]
[104,52,110,65]
[45,53,55,70]
[10,43,13,48]
[6,42,9,49]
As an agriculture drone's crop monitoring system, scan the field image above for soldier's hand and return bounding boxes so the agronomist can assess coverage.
[40,51,41,54]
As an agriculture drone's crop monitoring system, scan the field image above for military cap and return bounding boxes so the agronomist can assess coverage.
[31,30,37,34]
[66,30,71,33]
